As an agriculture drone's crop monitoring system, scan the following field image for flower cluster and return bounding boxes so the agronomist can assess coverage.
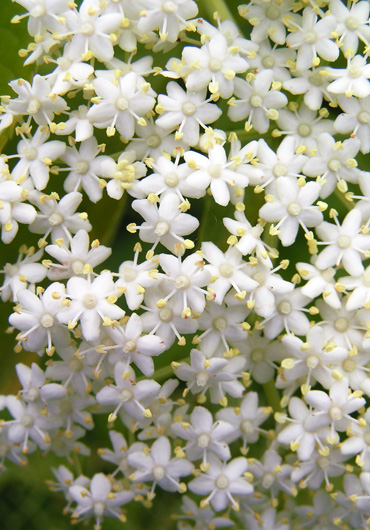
[1,0,370,529]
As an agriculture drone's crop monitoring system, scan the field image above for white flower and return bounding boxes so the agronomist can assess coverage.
[0,246,46,302]
[239,0,300,45]
[45,229,111,281]
[283,67,334,111]
[57,271,125,342]
[128,436,193,496]
[100,150,147,201]
[0,179,37,244]
[228,69,288,133]
[9,283,69,356]
[188,454,252,511]
[330,0,370,55]
[216,392,271,452]
[286,8,339,70]
[60,137,113,203]
[314,208,370,276]
[259,177,323,247]
[184,145,249,206]
[249,449,295,497]
[96,363,160,422]
[158,251,211,317]
[69,472,133,527]
[248,40,295,83]
[182,33,249,98]
[63,3,122,62]
[87,72,156,139]
[303,133,362,198]
[171,406,234,466]
[103,313,166,377]
[305,378,366,444]
[334,95,370,154]
[28,191,91,245]
[16,362,67,403]
[297,261,341,309]
[98,430,146,477]
[339,265,370,310]
[8,75,67,126]
[156,83,222,147]
[327,55,370,98]
[276,103,335,151]
[137,0,198,42]
[174,349,246,405]
[55,104,94,142]
[130,193,199,254]
[202,242,258,304]
[11,127,66,190]
[46,43,95,95]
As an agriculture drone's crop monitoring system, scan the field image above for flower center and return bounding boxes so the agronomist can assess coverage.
[175,274,190,289]
[273,163,288,177]
[345,16,360,31]
[4,264,18,277]
[358,111,370,124]
[23,147,38,161]
[329,406,343,421]
[147,134,161,147]
[57,57,73,70]
[262,472,275,489]
[241,419,255,434]
[80,22,95,36]
[219,263,234,278]
[31,4,46,17]
[153,465,166,481]
[196,371,209,387]
[306,355,320,369]
[122,266,138,282]
[28,99,41,114]
[82,294,97,309]
[165,172,179,187]
[209,58,222,72]
[251,348,264,363]
[215,475,229,489]
[343,358,357,373]
[277,300,292,315]
[119,388,133,402]
[115,97,129,111]
[182,101,196,116]
[69,358,83,372]
[349,64,362,78]
[317,456,330,470]
[250,94,263,108]
[212,316,227,332]
[298,123,312,137]
[159,307,173,322]
[75,160,90,175]
[40,313,54,328]
[155,220,170,236]
[262,55,275,68]
[328,159,341,172]
[162,0,177,13]
[20,414,35,428]
[337,234,351,249]
[265,5,280,19]
[321,268,335,282]
[303,31,317,44]
[208,164,222,179]
[253,272,266,285]
[197,433,210,448]
[48,212,64,226]
[309,72,323,87]
[334,317,349,332]
[124,339,136,353]
[72,260,84,275]
[94,501,105,517]
[26,387,40,401]
[287,202,301,217]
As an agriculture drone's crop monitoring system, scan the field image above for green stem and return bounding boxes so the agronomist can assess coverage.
[199,0,236,24]
[137,356,190,383]
[334,188,353,211]
[263,381,281,412]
